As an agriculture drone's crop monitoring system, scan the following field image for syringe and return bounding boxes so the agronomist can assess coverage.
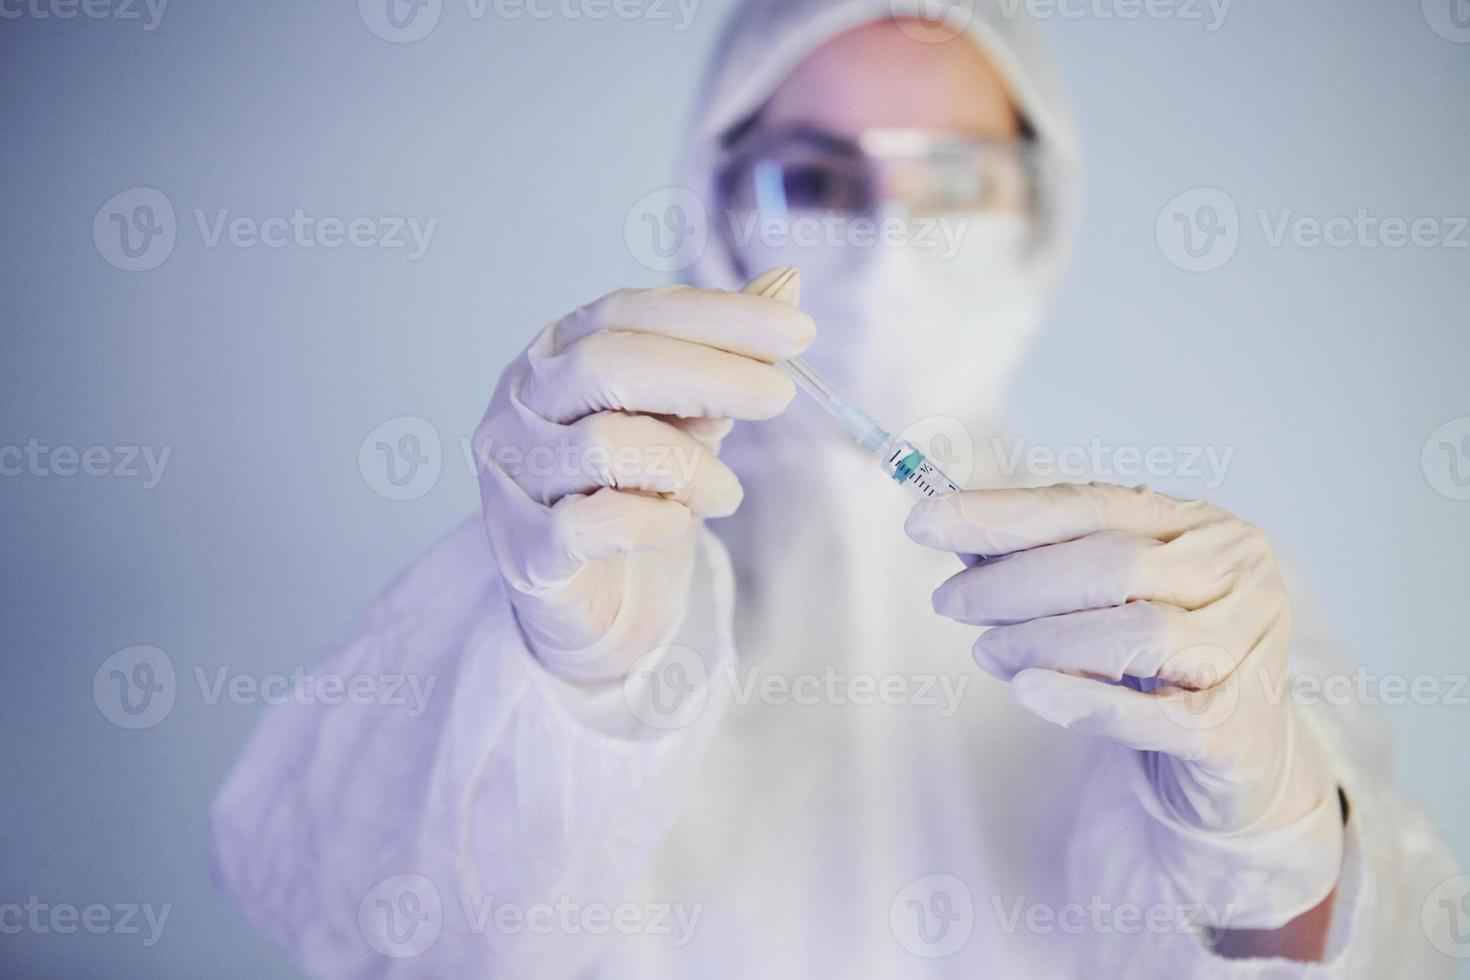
[778,356,963,500]
[748,266,962,499]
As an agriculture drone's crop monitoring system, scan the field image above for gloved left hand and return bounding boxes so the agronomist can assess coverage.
[906,482,1344,929]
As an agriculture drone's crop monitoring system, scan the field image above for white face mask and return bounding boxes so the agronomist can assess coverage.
[734,210,1047,431]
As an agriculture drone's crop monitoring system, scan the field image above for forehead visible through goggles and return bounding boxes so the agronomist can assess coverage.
[716,122,1042,220]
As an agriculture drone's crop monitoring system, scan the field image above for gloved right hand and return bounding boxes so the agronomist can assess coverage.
[474,268,813,681]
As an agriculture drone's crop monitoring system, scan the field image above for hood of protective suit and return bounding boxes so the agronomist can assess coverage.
[683,0,1082,436]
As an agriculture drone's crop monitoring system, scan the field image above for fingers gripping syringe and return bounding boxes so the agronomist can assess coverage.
[777,356,963,500]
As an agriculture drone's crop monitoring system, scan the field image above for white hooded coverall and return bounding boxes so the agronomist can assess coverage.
[210,1,1462,976]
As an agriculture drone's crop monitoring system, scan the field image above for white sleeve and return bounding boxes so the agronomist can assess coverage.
[209,517,738,979]
[1062,579,1463,978]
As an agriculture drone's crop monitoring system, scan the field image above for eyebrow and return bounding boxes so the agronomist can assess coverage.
[719,108,766,152]
[722,107,1039,153]
[720,119,878,164]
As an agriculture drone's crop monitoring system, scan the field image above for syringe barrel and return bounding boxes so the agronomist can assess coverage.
[777,356,842,407]
[778,357,963,497]
[880,440,964,499]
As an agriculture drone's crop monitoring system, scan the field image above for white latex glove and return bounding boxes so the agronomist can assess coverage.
[906,482,1345,929]
[474,268,812,681]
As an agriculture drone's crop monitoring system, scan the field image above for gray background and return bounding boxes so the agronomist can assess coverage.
[1,0,1467,975]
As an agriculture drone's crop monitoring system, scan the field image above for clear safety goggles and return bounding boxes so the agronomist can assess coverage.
[714,124,1047,222]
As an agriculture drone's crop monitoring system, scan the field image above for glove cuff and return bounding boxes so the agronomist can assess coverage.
[1132,710,1346,930]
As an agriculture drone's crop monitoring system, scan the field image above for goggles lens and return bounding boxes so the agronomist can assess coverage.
[718,126,1044,220]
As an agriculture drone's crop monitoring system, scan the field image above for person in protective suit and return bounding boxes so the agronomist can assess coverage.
[211,1,1461,976]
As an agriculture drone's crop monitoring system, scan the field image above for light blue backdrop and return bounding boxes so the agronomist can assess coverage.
[1,0,1466,975]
